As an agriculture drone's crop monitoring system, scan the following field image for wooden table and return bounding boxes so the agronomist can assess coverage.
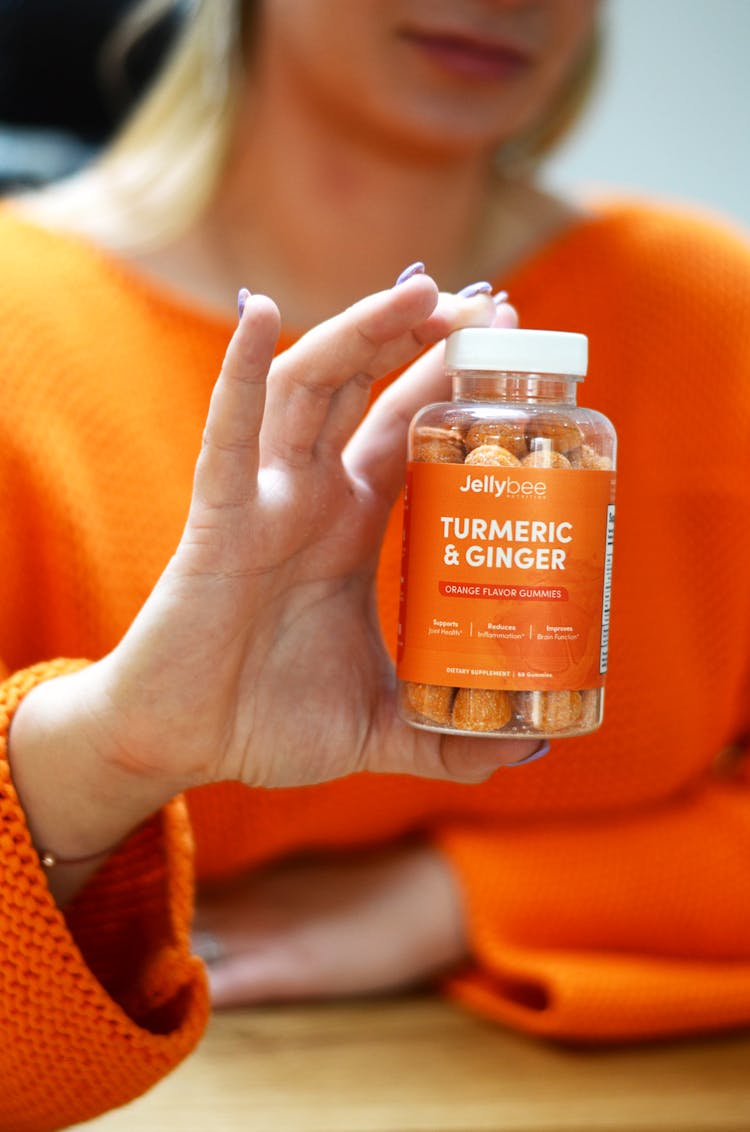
[77,995,750,1132]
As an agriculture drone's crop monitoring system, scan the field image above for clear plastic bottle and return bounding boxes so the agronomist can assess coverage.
[397,328,616,740]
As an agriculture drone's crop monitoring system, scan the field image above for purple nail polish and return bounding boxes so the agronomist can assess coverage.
[492,290,510,305]
[238,287,250,321]
[458,281,493,299]
[395,261,425,286]
[507,741,551,767]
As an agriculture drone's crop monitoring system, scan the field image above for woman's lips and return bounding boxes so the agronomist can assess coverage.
[401,29,532,81]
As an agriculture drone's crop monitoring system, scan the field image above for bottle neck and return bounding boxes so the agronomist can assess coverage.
[451,372,580,405]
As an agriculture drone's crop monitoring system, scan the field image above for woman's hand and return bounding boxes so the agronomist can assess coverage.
[9,274,535,901]
[192,843,468,1006]
[96,274,535,789]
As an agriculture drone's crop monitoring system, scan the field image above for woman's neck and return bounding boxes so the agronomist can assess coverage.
[126,69,585,331]
[210,130,497,324]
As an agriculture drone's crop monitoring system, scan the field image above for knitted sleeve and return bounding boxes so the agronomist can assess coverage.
[435,769,750,1042]
[0,662,209,1132]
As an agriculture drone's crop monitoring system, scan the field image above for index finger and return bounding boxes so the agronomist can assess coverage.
[260,275,496,467]
[345,297,520,502]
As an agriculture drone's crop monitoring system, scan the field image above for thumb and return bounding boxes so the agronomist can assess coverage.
[371,709,549,784]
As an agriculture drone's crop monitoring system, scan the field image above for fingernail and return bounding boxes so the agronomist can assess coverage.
[458,281,493,299]
[395,261,425,286]
[493,290,510,305]
[507,741,551,767]
[238,287,251,321]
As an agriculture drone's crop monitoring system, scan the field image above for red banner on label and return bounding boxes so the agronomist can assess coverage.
[438,582,569,601]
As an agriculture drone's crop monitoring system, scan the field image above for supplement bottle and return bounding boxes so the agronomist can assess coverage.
[397,328,616,739]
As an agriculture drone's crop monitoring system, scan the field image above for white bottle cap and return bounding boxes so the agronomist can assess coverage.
[445,328,588,378]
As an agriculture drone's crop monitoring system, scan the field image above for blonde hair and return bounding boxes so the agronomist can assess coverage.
[21,0,601,253]
[496,23,603,177]
[20,0,243,253]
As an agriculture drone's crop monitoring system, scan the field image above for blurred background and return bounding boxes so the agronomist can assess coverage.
[544,0,750,229]
[0,0,183,190]
[0,0,748,228]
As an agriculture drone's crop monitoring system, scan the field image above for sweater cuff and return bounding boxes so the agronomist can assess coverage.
[434,779,750,1043]
[0,661,209,1132]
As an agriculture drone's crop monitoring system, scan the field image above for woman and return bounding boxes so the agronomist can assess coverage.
[2,2,750,1129]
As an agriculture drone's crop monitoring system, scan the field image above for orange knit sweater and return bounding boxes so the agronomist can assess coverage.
[1,202,750,1131]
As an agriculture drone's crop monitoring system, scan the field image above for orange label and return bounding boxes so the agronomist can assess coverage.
[397,463,615,691]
